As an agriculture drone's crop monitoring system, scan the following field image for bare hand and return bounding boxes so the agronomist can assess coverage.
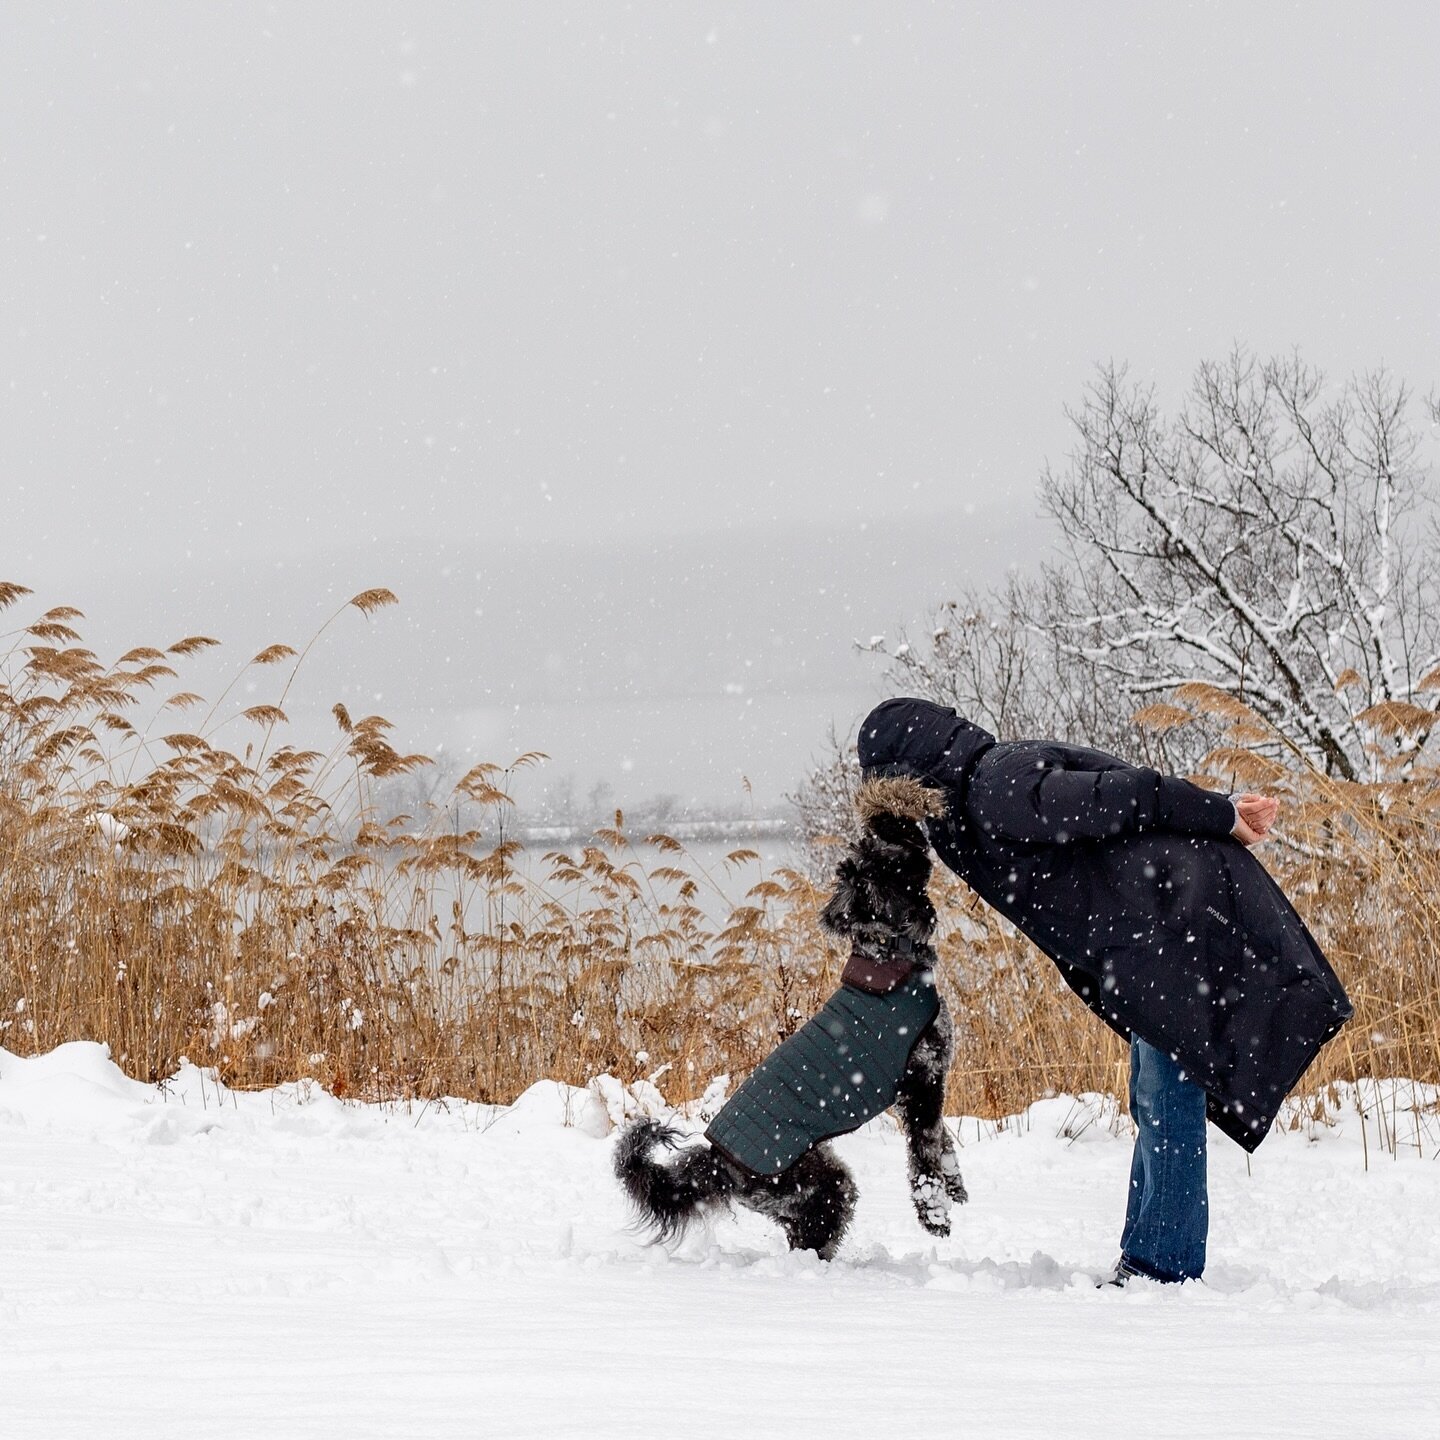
[1231,792,1279,847]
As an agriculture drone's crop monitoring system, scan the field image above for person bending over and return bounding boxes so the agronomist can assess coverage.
[857,697,1351,1285]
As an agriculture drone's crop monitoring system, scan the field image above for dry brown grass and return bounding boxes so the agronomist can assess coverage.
[2,581,1437,1141]
[0,582,835,1104]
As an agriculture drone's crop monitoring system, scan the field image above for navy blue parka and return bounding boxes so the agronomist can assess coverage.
[859,698,1353,1151]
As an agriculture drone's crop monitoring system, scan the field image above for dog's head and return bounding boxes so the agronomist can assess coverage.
[818,776,946,949]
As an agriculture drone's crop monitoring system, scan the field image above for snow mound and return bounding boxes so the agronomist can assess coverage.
[0,1040,153,1129]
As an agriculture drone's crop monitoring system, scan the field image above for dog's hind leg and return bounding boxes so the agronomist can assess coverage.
[896,999,967,1236]
[788,1146,860,1260]
[737,1145,859,1261]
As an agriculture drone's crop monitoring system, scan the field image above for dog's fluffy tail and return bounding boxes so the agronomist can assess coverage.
[613,1119,736,1243]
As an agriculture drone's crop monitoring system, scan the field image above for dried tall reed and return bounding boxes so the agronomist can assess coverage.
[0,582,831,1103]
[2,582,1435,1139]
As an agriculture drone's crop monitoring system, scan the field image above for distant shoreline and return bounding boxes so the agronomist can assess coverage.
[512,816,795,847]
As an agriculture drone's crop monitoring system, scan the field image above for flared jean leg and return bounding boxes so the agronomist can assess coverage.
[1118,1035,1208,1282]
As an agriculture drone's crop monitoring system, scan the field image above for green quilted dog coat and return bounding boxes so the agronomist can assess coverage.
[703,969,940,1177]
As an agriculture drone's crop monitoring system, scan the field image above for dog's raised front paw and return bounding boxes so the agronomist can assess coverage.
[940,1147,968,1205]
[910,1173,951,1237]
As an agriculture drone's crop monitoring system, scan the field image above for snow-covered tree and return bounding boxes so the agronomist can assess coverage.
[859,575,1141,757]
[1042,352,1440,779]
[797,353,1440,849]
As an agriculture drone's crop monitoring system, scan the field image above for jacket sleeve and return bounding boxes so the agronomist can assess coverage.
[967,745,1236,846]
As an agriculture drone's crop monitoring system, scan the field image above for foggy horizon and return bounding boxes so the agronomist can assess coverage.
[6,3,1439,811]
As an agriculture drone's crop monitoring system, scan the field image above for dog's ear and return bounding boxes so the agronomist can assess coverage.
[819,855,867,939]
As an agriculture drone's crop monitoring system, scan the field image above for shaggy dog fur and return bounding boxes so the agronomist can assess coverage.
[614,776,966,1260]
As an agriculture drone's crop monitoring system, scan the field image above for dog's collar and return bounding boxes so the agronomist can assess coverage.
[843,933,933,996]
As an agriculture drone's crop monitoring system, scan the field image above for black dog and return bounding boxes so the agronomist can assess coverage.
[614,776,967,1259]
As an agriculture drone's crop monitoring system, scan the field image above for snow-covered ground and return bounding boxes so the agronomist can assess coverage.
[2,1044,1435,1439]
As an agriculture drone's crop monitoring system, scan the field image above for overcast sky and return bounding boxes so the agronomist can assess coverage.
[4,4,1438,808]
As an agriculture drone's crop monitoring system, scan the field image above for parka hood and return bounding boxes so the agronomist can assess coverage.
[857,698,995,789]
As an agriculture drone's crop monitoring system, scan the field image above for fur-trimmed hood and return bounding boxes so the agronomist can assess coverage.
[855,774,947,826]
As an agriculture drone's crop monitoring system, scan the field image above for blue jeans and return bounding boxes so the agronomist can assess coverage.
[1120,1036,1208,1282]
